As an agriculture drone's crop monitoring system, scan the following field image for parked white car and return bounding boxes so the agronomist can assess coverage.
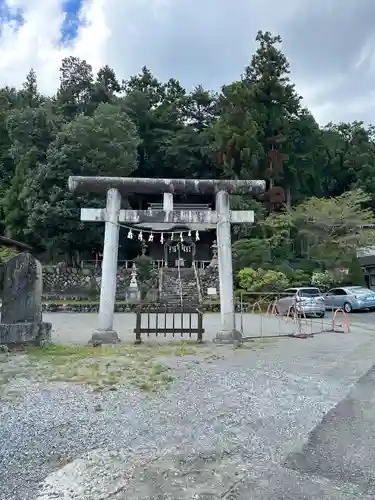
[276,287,326,318]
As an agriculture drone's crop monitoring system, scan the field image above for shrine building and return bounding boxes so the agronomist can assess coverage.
[135,201,217,269]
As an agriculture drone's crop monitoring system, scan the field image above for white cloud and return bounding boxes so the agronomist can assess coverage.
[0,0,108,92]
[0,0,64,90]
[0,0,374,125]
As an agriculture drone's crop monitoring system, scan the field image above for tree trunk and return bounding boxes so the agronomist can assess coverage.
[65,252,73,266]
[285,185,291,208]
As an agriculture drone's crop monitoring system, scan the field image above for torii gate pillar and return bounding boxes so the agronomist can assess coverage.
[68,177,265,344]
[97,188,121,341]
[215,190,237,342]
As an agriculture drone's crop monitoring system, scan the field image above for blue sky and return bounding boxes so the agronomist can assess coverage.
[0,0,375,126]
[0,0,83,44]
[0,1,23,28]
[60,0,83,44]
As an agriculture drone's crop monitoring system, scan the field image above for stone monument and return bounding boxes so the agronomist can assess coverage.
[0,252,52,346]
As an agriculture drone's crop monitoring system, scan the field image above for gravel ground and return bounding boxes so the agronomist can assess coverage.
[1,326,375,499]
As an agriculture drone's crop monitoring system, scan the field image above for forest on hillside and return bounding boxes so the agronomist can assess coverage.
[1,30,375,283]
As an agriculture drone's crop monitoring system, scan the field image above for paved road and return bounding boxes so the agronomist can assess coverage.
[346,309,375,327]
[43,309,375,345]
[46,311,300,344]
[285,362,375,492]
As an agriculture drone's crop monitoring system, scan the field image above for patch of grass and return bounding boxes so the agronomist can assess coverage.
[0,356,34,402]
[0,371,19,400]
[23,341,211,393]
[0,369,21,386]
[0,338,276,397]
[27,344,93,358]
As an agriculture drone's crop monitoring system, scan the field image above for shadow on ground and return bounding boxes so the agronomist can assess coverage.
[284,362,375,496]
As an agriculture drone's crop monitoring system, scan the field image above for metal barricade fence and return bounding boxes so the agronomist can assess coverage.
[234,291,343,339]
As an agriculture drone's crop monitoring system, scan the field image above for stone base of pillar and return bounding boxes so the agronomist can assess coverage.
[89,329,121,345]
[213,329,242,345]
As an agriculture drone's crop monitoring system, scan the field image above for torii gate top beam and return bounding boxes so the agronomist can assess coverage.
[68,176,265,196]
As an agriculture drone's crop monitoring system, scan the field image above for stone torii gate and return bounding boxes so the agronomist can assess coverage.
[68,177,265,344]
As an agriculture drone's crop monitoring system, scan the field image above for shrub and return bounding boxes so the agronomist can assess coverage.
[237,267,289,293]
[311,270,334,291]
[274,264,311,287]
[133,255,153,282]
[133,255,154,300]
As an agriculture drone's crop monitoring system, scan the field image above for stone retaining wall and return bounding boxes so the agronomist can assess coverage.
[41,302,250,313]
[42,265,134,299]
[198,268,220,298]
[41,265,220,300]
[0,301,250,314]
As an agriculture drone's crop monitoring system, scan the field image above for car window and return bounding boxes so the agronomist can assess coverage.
[283,289,297,297]
[298,288,321,297]
[327,288,346,295]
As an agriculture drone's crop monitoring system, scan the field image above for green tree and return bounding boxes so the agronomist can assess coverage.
[121,68,173,180]
[156,82,219,179]
[212,79,261,179]
[6,106,58,163]
[1,53,375,265]
[244,31,303,205]
[346,258,367,287]
[0,87,19,186]
[232,239,271,270]
[56,56,94,119]
[19,69,43,108]
[2,148,38,241]
[268,189,375,269]
[27,103,140,262]
[211,30,314,210]
[90,65,121,107]
[284,109,326,203]
[121,68,218,183]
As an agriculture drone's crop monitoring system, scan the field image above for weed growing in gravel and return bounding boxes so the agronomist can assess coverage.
[24,341,208,392]
[0,339,275,397]
[0,353,37,402]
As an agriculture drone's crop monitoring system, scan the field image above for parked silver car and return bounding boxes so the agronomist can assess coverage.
[276,287,326,317]
[324,286,375,313]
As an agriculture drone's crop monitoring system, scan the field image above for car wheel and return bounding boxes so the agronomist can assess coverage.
[343,302,352,313]
[318,312,325,318]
